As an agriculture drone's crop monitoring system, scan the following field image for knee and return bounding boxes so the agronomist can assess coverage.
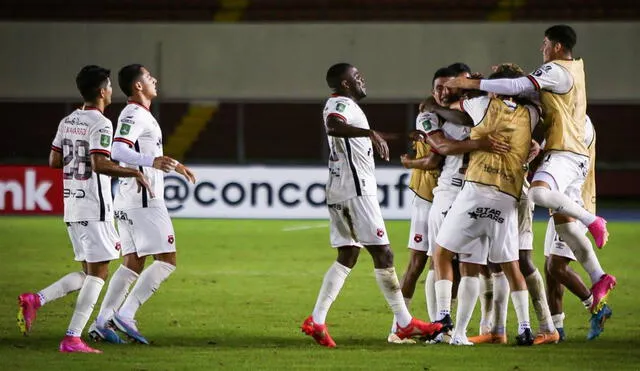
[548,258,567,277]
[337,247,360,268]
[518,255,536,277]
[377,247,394,268]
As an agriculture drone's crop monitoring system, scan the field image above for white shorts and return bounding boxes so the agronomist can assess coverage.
[407,196,432,252]
[427,189,459,256]
[66,221,120,263]
[543,217,578,261]
[436,183,519,265]
[328,196,389,248]
[533,150,589,206]
[116,207,177,257]
[518,186,534,251]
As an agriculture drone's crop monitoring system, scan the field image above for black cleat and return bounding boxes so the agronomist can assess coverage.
[516,328,534,346]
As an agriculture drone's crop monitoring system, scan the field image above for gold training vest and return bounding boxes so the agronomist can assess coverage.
[581,125,596,214]
[540,59,589,156]
[465,98,532,199]
[409,141,440,202]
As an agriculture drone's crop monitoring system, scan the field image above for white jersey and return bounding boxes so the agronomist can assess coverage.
[527,62,573,94]
[113,102,165,210]
[324,95,377,204]
[51,108,114,222]
[463,95,540,132]
[421,112,470,193]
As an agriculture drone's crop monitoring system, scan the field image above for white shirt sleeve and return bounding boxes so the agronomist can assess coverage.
[114,111,145,147]
[88,118,113,156]
[415,111,442,135]
[462,96,491,126]
[527,62,573,94]
[479,76,536,96]
[525,105,540,133]
[325,98,353,125]
[111,141,155,167]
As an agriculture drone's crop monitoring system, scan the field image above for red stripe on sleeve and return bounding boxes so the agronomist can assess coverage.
[89,149,111,156]
[526,75,541,91]
[114,137,134,147]
[51,145,62,153]
[425,129,443,137]
[327,112,347,123]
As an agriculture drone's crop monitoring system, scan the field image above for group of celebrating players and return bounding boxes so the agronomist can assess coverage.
[17,64,195,353]
[302,24,616,347]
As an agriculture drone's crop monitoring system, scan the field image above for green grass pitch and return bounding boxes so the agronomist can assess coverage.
[0,217,638,370]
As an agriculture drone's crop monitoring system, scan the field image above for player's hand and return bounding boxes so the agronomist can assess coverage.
[419,96,437,112]
[444,76,475,90]
[153,156,177,173]
[400,154,413,169]
[526,139,541,164]
[408,130,427,142]
[135,172,155,198]
[175,163,196,184]
[369,130,389,161]
[479,133,510,153]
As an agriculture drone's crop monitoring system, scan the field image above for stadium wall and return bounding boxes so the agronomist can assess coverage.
[0,22,639,101]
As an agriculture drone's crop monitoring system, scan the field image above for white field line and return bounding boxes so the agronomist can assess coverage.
[281,224,328,232]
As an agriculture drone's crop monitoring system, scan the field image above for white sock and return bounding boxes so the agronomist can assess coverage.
[552,313,565,329]
[435,280,453,320]
[66,275,104,337]
[96,265,139,326]
[452,276,479,339]
[391,297,412,334]
[375,268,412,328]
[555,222,606,285]
[525,269,554,333]
[529,186,597,226]
[511,290,531,335]
[425,269,437,322]
[492,272,510,335]
[37,271,86,306]
[479,274,494,330]
[582,294,594,310]
[311,261,351,325]
[118,261,175,320]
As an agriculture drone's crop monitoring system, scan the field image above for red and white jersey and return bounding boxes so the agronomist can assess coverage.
[51,108,114,222]
[113,102,165,210]
[323,95,377,204]
[432,119,471,193]
[527,62,573,94]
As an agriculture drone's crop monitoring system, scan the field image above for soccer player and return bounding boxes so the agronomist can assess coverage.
[88,64,195,344]
[544,116,612,340]
[17,65,152,353]
[301,63,443,348]
[444,25,615,313]
[434,64,538,346]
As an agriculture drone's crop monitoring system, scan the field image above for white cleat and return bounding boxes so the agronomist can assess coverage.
[450,334,474,346]
[387,333,417,344]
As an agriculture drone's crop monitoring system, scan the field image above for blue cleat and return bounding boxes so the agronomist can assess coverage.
[587,304,612,340]
[557,327,566,342]
[112,313,149,345]
[89,321,126,344]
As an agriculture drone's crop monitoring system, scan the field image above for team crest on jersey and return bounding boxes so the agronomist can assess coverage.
[413,234,423,243]
[168,235,175,244]
[115,242,121,251]
[376,228,385,237]
[336,102,346,112]
[420,119,433,131]
[120,124,131,135]
[100,134,111,147]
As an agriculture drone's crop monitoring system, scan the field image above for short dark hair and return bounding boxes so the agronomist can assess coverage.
[489,63,525,79]
[75,65,110,102]
[545,25,577,52]
[432,67,457,86]
[326,63,353,90]
[447,62,471,75]
[118,64,144,97]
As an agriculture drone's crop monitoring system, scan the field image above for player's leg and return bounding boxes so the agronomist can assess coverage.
[519,250,558,344]
[528,152,607,247]
[302,201,359,347]
[17,224,88,335]
[424,259,437,322]
[500,261,533,346]
[478,265,493,336]
[60,221,120,353]
[450,262,481,346]
[114,208,177,344]
[544,256,566,341]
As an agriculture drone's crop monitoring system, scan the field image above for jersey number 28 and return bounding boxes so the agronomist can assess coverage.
[62,139,92,180]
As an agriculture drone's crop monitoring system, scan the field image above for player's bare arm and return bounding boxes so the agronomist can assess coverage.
[152,156,178,173]
[49,150,63,169]
[420,96,474,127]
[91,153,155,198]
[326,115,389,161]
[425,130,510,156]
[400,152,443,170]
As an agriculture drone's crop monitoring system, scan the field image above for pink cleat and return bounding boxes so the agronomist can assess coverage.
[590,274,617,313]
[588,217,609,249]
[59,335,102,353]
[17,293,41,335]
